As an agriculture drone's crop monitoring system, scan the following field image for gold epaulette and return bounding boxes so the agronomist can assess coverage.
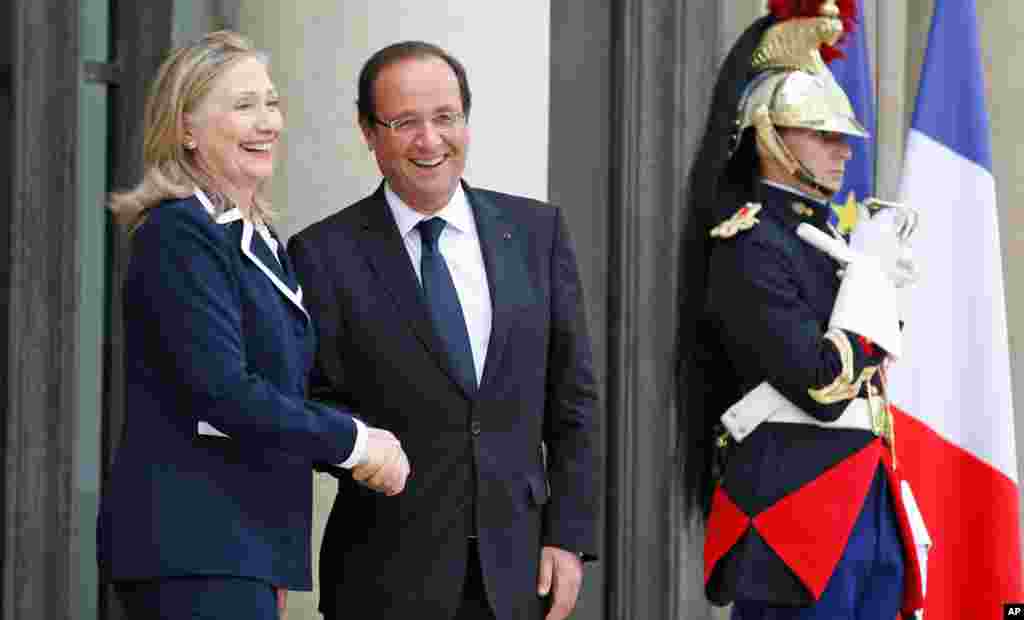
[710,203,762,239]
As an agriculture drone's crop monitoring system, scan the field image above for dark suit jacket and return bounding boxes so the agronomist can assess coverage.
[288,181,600,620]
[97,195,362,590]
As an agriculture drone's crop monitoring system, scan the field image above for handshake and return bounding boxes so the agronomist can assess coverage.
[352,427,411,496]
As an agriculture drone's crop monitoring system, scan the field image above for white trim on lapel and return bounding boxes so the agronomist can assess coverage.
[193,189,308,321]
[192,189,309,440]
[194,187,219,217]
[216,209,243,225]
[238,220,309,320]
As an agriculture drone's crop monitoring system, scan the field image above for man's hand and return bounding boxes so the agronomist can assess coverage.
[538,546,583,620]
[351,427,410,495]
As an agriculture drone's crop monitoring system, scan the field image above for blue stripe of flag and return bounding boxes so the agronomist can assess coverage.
[911,0,992,172]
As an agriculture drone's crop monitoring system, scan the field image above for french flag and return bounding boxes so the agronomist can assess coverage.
[887,0,1023,617]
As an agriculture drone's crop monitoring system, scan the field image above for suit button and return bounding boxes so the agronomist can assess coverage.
[470,421,481,436]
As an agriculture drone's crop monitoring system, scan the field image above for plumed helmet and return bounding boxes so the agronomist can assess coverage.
[738,69,867,139]
[734,0,868,195]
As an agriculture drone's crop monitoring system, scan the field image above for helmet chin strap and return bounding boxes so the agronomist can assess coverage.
[794,168,838,200]
[752,107,839,199]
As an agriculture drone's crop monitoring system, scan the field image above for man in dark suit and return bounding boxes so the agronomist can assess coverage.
[288,41,600,620]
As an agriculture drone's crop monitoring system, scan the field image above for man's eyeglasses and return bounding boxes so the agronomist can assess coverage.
[371,111,466,135]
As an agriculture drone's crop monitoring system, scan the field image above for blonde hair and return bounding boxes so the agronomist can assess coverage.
[109,30,276,230]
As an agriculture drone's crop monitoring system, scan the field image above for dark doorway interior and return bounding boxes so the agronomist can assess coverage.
[0,0,11,595]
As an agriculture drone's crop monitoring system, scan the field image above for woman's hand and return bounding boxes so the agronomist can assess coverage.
[276,587,287,620]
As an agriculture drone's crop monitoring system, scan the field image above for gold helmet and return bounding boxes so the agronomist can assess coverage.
[736,0,867,196]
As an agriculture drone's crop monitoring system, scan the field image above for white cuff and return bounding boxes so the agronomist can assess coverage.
[197,421,229,437]
[829,257,903,359]
[336,417,368,469]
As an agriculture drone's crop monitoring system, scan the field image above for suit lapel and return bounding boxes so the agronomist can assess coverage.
[356,184,471,394]
[199,190,309,321]
[464,183,516,394]
[356,182,524,399]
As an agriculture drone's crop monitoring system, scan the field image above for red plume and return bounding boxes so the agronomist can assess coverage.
[767,0,858,62]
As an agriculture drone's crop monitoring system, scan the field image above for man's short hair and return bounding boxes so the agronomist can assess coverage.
[357,41,472,125]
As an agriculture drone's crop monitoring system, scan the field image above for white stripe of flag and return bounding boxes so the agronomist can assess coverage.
[886,0,1023,617]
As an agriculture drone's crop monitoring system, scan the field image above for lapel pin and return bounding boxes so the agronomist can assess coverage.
[503,231,512,240]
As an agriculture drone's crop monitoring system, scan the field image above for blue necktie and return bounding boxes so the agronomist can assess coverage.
[416,218,477,391]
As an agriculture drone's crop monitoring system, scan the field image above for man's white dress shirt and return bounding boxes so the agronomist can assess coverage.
[385,182,493,385]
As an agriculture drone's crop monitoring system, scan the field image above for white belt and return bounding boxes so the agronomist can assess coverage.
[721,381,872,443]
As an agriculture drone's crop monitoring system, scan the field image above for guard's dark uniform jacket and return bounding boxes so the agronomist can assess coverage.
[701,182,925,614]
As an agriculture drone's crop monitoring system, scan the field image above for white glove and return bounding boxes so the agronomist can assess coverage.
[889,246,919,289]
[797,224,903,358]
[850,204,921,289]
[799,223,860,265]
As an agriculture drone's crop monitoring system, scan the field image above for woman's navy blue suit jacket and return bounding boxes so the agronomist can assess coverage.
[98,194,360,590]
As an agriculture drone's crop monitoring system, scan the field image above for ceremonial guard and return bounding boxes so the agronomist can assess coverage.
[677,2,929,618]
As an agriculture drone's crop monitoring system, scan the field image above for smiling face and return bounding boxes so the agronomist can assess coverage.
[777,127,853,198]
[186,56,282,207]
[361,55,470,215]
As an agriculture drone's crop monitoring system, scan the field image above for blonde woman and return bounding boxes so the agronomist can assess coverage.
[97,31,409,619]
